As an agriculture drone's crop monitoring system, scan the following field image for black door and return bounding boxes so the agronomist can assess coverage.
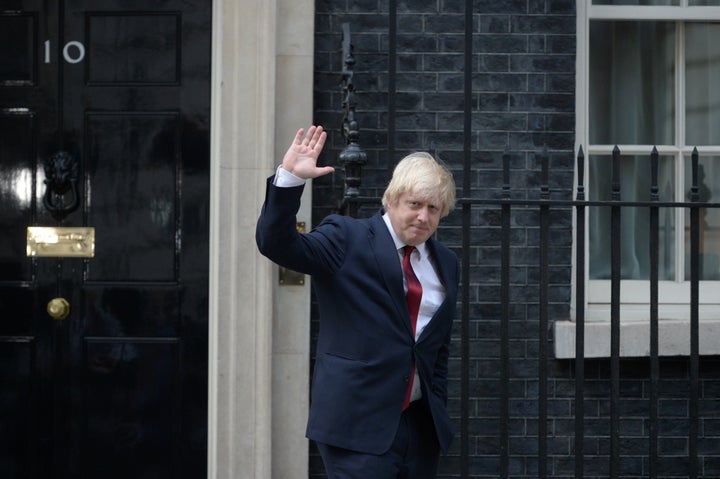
[0,0,210,477]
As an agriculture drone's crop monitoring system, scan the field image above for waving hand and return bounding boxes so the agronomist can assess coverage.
[281,125,334,179]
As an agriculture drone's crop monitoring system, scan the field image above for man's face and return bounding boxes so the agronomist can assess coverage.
[386,192,443,246]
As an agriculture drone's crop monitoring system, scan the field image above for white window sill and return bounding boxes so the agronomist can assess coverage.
[554,318,720,359]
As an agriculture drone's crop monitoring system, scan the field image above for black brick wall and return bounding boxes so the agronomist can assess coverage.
[309,1,720,478]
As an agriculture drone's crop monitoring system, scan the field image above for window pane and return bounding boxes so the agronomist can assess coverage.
[593,0,677,4]
[685,23,720,146]
[590,154,675,280]
[689,0,720,5]
[684,156,720,280]
[589,21,675,145]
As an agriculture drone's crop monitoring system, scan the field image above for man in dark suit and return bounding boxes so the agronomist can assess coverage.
[256,125,458,479]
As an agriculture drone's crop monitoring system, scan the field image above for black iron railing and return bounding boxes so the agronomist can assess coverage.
[337,143,720,478]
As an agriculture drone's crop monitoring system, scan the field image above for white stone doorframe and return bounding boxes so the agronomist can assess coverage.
[207,0,316,477]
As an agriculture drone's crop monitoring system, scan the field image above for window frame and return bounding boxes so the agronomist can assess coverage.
[557,0,720,358]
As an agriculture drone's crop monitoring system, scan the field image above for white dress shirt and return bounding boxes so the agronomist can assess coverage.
[382,213,446,403]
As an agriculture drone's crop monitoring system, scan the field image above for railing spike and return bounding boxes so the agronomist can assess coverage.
[576,145,585,201]
[690,147,699,202]
[611,145,621,200]
[650,146,659,200]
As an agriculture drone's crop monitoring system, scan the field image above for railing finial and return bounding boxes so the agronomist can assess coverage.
[576,145,585,201]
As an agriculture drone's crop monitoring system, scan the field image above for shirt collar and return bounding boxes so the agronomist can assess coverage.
[382,212,427,259]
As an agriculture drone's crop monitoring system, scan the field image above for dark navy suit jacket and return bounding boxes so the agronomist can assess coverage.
[256,177,458,455]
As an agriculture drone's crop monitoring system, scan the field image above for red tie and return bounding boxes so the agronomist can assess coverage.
[402,245,422,411]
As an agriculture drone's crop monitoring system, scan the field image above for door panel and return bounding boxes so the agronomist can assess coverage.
[86,113,179,282]
[0,1,210,477]
[0,13,37,86]
[82,338,181,477]
[87,13,180,85]
[0,113,34,282]
[0,335,35,477]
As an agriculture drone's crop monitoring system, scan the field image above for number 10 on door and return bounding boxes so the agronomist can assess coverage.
[44,40,86,64]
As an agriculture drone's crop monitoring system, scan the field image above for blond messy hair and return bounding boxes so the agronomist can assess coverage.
[381,152,456,218]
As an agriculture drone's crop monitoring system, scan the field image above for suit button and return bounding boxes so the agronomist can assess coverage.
[403,376,410,383]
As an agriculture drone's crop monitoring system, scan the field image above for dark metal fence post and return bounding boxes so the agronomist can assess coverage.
[338,23,366,217]
[649,146,660,479]
[689,147,700,479]
[610,145,622,479]
[538,149,550,479]
[575,146,586,479]
[460,0,473,476]
[500,152,511,479]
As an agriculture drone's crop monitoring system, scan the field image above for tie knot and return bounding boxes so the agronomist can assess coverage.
[404,245,415,258]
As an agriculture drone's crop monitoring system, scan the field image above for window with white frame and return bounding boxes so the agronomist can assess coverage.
[557,0,720,358]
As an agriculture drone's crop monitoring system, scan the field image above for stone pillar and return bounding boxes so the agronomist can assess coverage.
[208,0,314,477]
[272,0,316,476]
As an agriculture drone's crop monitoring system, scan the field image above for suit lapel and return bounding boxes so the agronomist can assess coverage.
[367,214,414,337]
[417,238,457,343]
[426,239,452,288]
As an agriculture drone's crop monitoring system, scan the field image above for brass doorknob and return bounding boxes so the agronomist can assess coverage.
[47,297,70,320]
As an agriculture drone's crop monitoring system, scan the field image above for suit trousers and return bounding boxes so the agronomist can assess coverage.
[316,398,440,479]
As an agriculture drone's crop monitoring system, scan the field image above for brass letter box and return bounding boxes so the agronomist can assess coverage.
[26,227,95,258]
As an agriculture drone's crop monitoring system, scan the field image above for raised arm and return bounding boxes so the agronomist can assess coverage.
[281,125,334,179]
[257,125,342,274]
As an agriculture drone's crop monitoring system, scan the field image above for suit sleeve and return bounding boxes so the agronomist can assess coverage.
[255,176,345,276]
